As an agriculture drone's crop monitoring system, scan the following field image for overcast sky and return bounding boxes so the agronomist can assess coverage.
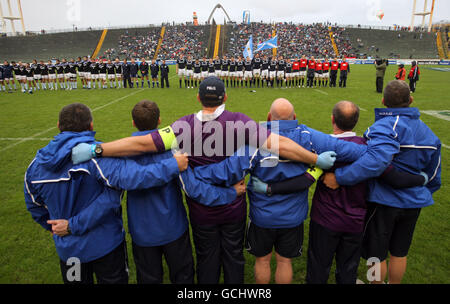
[2,0,449,32]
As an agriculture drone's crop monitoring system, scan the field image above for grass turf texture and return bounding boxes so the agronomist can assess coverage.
[0,65,449,284]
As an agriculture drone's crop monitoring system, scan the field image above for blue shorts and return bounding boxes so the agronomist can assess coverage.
[131,73,138,78]
[140,72,148,77]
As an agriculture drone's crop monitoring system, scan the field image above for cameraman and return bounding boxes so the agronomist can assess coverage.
[374,58,388,93]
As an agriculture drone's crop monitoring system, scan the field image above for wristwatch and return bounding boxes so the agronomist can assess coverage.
[67,223,72,235]
[94,144,103,158]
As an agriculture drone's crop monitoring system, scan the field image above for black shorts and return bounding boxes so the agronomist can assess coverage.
[140,71,148,77]
[362,202,421,261]
[151,74,158,79]
[245,221,304,258]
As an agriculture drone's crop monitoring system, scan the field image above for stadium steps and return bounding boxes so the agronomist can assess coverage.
[153,26,166,60]
[91,29,108,59]
[213,24,222,58]
[436,32,445,59]
[328,28,340,57]
[342,28,438,58]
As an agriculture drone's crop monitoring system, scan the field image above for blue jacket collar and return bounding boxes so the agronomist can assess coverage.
[36,131,96,171]
[263,120,299,131]
[374,107,420,122]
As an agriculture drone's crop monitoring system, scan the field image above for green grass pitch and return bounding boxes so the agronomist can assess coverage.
[0,65,449,283]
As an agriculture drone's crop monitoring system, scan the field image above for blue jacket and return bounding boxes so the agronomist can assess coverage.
[193,120,367,228]
[111,130,238,247]
[335,107,441,208]
[24,131,192,262]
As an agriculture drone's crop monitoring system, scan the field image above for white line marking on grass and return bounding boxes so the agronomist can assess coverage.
[314,89,329,95]
[442,143,450,150]
[91,89,143,112]
[359,107,368,112]
[1,89,144,152]
[421,110,450,122]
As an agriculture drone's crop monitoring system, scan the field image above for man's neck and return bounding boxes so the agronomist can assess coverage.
[202,106,221,115]
[333,126,346,135]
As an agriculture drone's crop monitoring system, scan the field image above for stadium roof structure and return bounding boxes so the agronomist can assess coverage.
[207,4,232,24]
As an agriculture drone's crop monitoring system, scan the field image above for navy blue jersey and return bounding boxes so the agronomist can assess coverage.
[252,58,262,69]
[150,63,159,75]
[201,60,208,71]
[177,58,186,69]
[106,63,115,74]
[129,63,139,75]
[139,62,149,73]
[221,59,229,71]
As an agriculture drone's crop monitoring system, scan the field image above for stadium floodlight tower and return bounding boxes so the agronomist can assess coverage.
[0,0,25,36]
[410,0,436,32]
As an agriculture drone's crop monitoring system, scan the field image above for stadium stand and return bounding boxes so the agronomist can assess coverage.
[0,23,440,62]
[342,27,438,59]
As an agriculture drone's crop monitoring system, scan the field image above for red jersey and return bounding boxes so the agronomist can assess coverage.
[408,65,420,80]
[292,61,300,71]
[315,63,323,71]
[340,62,349,71]
[323,62,330,71]
[330,61,339,70]
[299,59,308,68]
[308,60,316,70]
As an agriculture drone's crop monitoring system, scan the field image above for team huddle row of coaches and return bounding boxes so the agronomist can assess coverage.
[24,76,441,285]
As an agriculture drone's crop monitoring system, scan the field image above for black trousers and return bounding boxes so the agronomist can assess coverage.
[409,79,417,92]
[192,221,246,284]
[123,75,132,88]
[339,72,348,87]
[330,72,338,87]
[376,77,384,93]
[132,230,194,284]
[59,241,129,284]
[306,221,362,284]
[161,75,169,88]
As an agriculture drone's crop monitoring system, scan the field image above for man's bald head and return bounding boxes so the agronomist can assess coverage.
[269,98,296,121]
[332,101,360,132]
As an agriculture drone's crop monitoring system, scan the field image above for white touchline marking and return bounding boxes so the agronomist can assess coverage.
[421,110,450,122]
[314,89,329,95]
[442,143,450,150]
[1,89,144,152]
[360,107,367,111]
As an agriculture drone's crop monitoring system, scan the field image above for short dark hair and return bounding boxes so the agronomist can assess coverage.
[332,101,360,131]
[132,100,160,131]
[383,80,410,108]
[58,103,93,132]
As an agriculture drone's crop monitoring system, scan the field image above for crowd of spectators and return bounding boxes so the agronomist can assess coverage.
[101,28,161,60]
[226,22,355,59]
[156,25,208,59]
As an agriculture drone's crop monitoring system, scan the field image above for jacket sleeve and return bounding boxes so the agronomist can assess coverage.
[424,143,441,194]
[193,146,258,187]
[68,187,122,236]
[90,156,179,191]
[24,176,51,231]
[335,121,400,186]
[305,127,367,162]
[178,168,238,207]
